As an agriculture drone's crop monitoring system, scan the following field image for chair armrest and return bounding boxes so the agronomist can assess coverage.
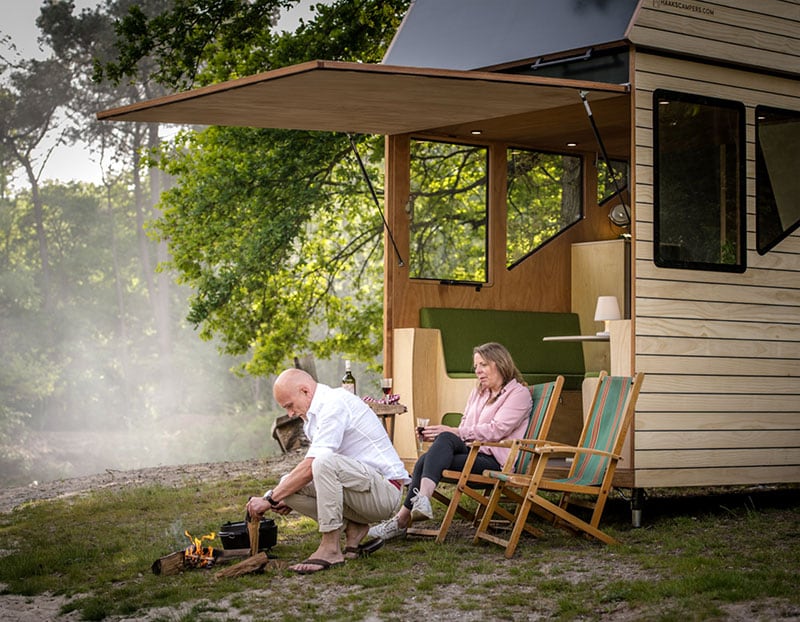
[532,444,622,461]
[467,439,514,449]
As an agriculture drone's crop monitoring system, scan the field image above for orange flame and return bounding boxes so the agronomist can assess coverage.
[184,530,216,568]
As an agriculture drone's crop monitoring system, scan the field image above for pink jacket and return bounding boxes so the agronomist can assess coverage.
[457,378,532,466]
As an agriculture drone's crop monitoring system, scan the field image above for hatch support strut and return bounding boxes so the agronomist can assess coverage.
[348,134,405,267]
[579,90,630,225]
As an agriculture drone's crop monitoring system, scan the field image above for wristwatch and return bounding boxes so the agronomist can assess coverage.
[263,490,279,507]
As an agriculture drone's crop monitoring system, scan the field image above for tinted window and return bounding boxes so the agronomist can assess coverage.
[653,90,745,272]
[756,106,800,255]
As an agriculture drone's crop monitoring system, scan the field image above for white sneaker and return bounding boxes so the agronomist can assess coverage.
[368,516,406,541]
[410,489,433,521]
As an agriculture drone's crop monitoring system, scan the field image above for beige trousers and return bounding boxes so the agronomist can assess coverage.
[284,453,402,533]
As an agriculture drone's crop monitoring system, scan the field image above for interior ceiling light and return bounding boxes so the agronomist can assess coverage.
[567,141,577,147]
[471,129,482,135]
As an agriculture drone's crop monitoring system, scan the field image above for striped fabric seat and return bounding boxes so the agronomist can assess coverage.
[551,375,633,486]
[513,380,561,474]
[475,371,645,557]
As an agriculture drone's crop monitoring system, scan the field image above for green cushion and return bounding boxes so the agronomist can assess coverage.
[441,412,463,427]
[420,307,585,389]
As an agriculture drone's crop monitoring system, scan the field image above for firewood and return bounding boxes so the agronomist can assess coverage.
[248,512,260,557]
[151,550,185,576]
[214,552,288,579]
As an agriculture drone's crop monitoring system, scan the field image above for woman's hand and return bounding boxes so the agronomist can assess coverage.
[420,424,458,441]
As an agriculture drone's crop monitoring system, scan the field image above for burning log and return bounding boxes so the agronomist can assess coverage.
[152,530,219,576]
[152,548,255,576]
[152,521,282,577]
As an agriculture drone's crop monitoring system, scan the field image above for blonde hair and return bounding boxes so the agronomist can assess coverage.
[472,342,525,387]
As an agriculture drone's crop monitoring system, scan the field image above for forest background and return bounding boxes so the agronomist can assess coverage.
[0,0,411,486]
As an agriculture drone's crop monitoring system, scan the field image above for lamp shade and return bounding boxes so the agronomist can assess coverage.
[594,296,621,322]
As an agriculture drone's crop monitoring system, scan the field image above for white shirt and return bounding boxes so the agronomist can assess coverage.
[304,383,409,482]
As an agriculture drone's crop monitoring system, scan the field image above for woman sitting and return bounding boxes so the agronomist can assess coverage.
[368,341,532,541]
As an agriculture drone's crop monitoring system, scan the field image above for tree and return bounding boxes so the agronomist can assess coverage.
[96,0,409,374]
[39,0,194,410]
[0,58,73,312]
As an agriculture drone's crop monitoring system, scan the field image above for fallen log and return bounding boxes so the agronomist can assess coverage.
[214,553,288,579]
[151,550,185,576]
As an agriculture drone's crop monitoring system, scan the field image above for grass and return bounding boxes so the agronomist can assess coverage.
[0,477,798,621]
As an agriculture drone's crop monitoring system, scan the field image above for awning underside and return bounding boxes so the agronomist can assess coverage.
[98,60,630,156]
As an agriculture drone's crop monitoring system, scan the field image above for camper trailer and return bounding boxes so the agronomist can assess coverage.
[99,0,800,512]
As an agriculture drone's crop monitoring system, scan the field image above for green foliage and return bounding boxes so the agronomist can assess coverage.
[119,1,409,375]
[151,127,385,374]
[408,140,488,282]
[506,149,583,267]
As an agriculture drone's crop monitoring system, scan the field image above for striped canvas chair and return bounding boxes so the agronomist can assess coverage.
[474,371,645,557]
[407,376,564,542]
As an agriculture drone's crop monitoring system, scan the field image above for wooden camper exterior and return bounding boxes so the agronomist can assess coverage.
[386,0,800,489]
[625,0,800,488]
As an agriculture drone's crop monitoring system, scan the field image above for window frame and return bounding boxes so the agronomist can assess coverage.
[505,146,584,270]
[407,138,490,285]
[755,104,800,255]
[652,89,747,273]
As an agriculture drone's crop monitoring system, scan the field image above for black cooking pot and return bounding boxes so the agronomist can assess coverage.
[218,517,277,551]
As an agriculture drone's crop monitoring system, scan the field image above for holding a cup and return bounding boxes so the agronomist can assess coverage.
[415,418,429,452]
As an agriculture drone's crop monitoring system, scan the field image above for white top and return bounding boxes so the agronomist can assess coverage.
[304,383,410,482]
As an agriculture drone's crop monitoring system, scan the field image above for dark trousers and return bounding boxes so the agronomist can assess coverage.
[404,431,501,509]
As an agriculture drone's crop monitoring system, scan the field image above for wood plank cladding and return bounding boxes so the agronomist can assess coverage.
[628,0,800,77]
[630,50,800,488]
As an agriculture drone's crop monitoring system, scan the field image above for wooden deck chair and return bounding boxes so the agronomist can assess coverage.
[407,376,564,542]
[474,371,645,557]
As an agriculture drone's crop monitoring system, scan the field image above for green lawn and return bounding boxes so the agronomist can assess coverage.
[1,476,798,621]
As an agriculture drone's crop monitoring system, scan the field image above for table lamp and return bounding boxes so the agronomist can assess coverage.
[594,296,621,337]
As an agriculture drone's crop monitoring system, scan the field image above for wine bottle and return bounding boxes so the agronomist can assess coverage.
[341,360,356,394]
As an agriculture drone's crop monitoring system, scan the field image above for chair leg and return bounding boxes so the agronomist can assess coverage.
[474,482,503,544]
[502,485,542,558]
[434,484,465,543]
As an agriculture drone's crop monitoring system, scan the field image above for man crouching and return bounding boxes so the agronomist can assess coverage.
[246,368,409,574]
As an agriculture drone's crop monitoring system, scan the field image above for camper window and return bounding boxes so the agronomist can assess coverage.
[407,139,488,283]
[597,158,628,205]
[506,148,583,268]
[755,106,800,255]
[653,90,746,273]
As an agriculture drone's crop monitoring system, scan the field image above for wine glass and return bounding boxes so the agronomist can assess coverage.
[380,377,393,397]
[416,417,429,453]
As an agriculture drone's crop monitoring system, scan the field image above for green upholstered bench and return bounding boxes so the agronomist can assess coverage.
[419,308,586,391]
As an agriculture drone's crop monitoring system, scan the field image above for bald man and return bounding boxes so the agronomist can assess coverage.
[246,368,409,574]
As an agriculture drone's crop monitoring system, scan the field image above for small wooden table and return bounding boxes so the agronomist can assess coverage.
[368,402,407,442]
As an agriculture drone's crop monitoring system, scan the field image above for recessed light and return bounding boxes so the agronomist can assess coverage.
[471,129,482,135]
[567,142,577,147]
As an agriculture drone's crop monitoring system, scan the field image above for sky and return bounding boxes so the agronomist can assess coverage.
[0,0,315,187]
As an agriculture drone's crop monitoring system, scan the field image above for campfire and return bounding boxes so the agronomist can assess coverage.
[183,530,216,568]
[151,517,281,577]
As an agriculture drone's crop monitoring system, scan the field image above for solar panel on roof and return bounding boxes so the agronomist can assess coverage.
[383,0,638,71]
